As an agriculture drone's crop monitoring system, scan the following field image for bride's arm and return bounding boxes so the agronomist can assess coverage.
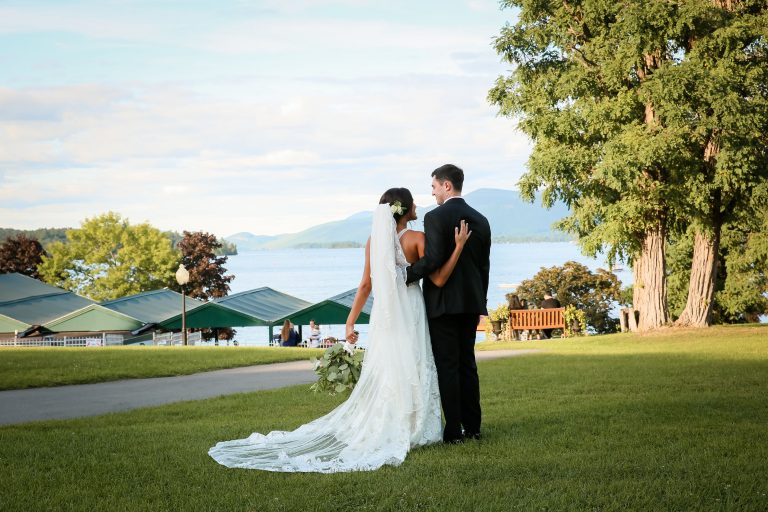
[345,238,372,344]
[428,220,471,288]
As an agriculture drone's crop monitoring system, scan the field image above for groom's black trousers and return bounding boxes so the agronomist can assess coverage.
[428,313,481,442]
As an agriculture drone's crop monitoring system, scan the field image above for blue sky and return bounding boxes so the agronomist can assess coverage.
[0,0,528,236]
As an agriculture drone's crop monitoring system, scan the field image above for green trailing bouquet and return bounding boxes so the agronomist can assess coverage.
[310,341,365,395]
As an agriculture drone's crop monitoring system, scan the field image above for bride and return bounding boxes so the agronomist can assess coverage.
[208,188,470,472]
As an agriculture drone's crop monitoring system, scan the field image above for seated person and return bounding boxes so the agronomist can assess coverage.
[308,319,322,348]
[280,320,301,347]
[540,292,562,339]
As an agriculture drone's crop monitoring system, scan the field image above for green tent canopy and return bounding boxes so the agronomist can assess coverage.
[278,289,373,326]
[154,287,377,342]
[157,287,311,331]
[157,302,269,330]
[101,289,205,324]
[215,287,312,323]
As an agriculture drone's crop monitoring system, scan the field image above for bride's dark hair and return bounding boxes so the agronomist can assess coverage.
[379,188,414,221]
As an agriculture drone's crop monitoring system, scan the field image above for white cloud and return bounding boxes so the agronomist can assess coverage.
[0,1,528,236]
[0,72,528,235]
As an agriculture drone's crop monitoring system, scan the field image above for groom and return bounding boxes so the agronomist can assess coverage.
[407,164,491,443]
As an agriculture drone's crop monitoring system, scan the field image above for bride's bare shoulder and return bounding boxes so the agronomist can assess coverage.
[402,230,424,244]
[404,229,424,238]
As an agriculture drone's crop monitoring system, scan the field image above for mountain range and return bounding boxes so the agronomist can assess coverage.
[226,189,573,251]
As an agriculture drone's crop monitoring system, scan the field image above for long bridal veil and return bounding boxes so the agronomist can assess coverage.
[208,204,441,473]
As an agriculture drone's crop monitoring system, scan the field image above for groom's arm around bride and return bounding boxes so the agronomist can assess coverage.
[406,164,491,443]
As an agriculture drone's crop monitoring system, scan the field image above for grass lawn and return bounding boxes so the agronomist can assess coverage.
[0,346,323,390]
[1,325,767,511]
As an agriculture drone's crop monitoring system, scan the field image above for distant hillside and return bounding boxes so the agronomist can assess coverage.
[226,232,279,249]
[164,231,238,256]
[2,227,237,256]
[0,227,69,248]
[227,188,573,250]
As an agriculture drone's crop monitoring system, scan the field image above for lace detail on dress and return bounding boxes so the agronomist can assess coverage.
[394,228,409,285]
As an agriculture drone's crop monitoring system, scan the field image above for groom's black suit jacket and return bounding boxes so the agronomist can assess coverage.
[406,197,491,318]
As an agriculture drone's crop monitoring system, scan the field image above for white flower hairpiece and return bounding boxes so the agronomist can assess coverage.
[390,201,405,216]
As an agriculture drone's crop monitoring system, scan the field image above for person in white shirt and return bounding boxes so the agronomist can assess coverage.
[308,319,322,348]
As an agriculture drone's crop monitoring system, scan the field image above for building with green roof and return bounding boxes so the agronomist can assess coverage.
[101,289,205,325]
[0,273,95,334]
[158,287,313,340]
[45,304,143,333]
[0,273,145,340]
[155,287,374,343]
[0,312,28,333]
[280,288,373,327]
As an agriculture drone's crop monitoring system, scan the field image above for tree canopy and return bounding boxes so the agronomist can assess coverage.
[490,0,768,329]
[170,231,234,301]
[0,234,47,279]
[39,212,178,301]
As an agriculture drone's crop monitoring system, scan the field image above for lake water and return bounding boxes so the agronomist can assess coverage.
[218,242,633,346]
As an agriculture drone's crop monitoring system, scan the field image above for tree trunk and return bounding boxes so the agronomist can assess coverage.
[675,230,721,327]
[675,132,722,327]
[633,224,669,330]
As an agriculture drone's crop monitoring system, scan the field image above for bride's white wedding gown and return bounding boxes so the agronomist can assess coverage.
[208,204,442,472]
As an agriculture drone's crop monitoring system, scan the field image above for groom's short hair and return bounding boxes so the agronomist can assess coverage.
[432,164,464,192]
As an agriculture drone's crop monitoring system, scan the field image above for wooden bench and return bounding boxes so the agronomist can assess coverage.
[508,308,565,338]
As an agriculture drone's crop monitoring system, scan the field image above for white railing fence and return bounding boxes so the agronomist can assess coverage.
[0,333,124,347]
[152,331,203,346]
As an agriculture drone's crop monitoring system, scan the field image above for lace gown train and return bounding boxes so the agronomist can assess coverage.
[208,205,441,472]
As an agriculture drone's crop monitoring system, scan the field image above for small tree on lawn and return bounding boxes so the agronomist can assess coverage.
[171,231,234,301]
[171,231,236,341]
[0,234,47,279]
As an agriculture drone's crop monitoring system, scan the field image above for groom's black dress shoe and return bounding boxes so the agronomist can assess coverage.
[464,432,482,441]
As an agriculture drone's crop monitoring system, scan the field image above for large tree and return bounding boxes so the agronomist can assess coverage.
[170,231,234,301]
[0,234,47,279]
[489,0,693,330]
[489,0,767,330]
[664,1,768,326]
[38,212,178,301]
[717,203,768,322]
[668,185,768,323]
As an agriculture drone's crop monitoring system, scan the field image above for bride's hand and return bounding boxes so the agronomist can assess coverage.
[345,325,358,344]
[455,220,472,247]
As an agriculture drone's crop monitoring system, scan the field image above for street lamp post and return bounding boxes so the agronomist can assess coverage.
[175,264,190,346]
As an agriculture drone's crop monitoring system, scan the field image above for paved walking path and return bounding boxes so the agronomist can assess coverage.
[0,349,542,426]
